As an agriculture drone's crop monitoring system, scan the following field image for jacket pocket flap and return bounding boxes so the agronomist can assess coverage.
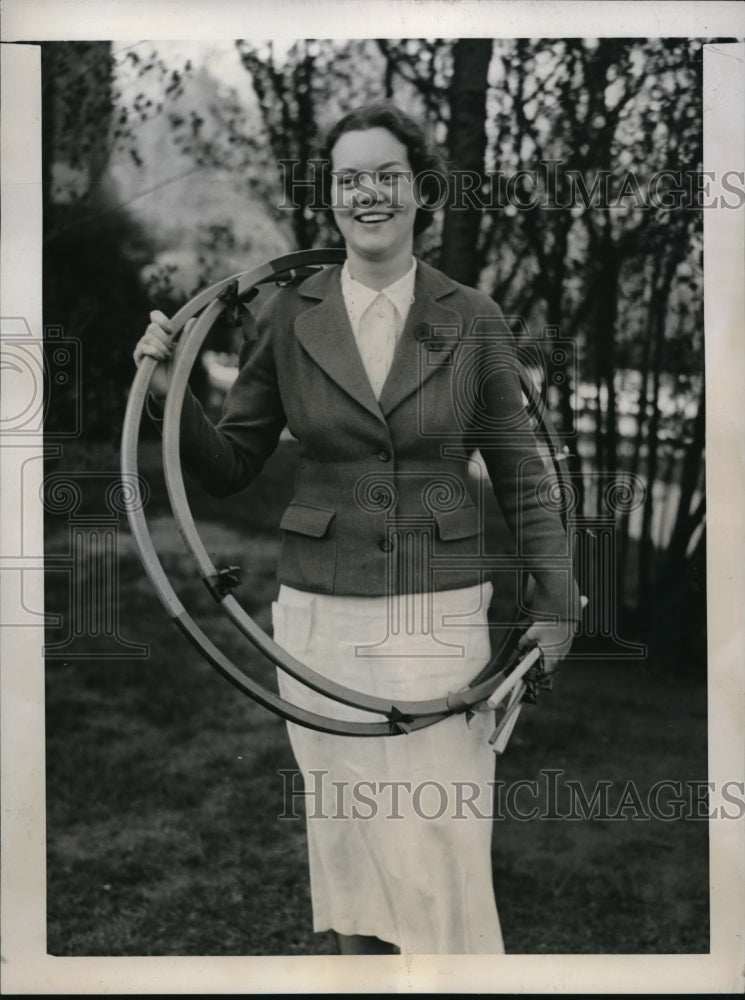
[435,505,480,541]
[280,503,335,538]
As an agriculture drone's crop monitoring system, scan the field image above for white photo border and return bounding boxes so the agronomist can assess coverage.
[2,1,744,993]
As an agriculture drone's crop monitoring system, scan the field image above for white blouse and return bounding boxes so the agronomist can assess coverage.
[340,256,417,401]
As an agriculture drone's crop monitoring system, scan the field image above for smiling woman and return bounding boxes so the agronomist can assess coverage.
[329,128,419,287]
[133,100,580,956]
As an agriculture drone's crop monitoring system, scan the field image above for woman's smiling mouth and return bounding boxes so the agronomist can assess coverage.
[354,211,395,224]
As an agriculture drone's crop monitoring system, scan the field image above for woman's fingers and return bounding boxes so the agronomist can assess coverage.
[133,310,198,376]
[539,650,559,675]
[134,331,173,365]
[146,319,176,352]
[149,309,174,335]
[517,621,574,674]
[517,622,549,650]
[133,310,177,366]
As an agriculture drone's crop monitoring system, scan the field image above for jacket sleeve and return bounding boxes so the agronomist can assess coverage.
[468,305,581,625]
[146,296,287,499]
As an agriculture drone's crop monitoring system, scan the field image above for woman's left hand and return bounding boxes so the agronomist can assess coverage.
[516,620,577,675]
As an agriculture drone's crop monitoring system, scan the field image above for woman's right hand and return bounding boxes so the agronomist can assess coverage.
[133,310,177,400]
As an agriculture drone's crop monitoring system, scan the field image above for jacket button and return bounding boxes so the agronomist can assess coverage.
[377,449,390,462]
[379,538,394,552]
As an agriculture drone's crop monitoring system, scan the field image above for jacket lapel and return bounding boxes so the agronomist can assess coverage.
[293,265,383,421]
[293,258,462,423]
[378,261,461,417]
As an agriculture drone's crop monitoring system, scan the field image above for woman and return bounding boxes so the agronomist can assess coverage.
[134,102,580,955]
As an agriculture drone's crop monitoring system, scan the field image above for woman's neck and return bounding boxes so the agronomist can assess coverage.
[345,246,414,291]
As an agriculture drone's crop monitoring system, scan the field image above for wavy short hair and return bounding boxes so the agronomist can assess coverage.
[317,101,448,237]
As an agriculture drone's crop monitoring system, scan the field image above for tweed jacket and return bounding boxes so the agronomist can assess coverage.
[167,258,580,623]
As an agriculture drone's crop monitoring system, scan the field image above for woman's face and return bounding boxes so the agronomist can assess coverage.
[329,127,418,262]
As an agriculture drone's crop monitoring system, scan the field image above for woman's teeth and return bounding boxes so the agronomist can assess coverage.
[357,212,392,223]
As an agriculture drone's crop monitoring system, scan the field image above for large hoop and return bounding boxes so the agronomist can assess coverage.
[121,250,573,735]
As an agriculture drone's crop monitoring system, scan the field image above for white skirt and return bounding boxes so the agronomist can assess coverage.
[272,582,505,955]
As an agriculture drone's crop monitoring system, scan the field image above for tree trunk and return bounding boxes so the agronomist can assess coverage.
[545,272,585,513]
[438,39,492,286]
[597,245,620,486]
[638,282,667,618]
[618,258,658,600]
[593,364,605,512]
[659,385,705,588]
[290,49,319,250]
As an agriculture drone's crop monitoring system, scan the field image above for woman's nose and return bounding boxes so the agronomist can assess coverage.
[352,173,381,206]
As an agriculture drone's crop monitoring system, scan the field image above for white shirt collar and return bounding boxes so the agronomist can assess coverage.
[341,257,417,332]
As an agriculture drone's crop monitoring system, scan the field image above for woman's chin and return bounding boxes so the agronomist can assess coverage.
[348,233,410,260]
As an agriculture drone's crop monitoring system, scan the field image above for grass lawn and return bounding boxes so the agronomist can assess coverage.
[44,438,709,956]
